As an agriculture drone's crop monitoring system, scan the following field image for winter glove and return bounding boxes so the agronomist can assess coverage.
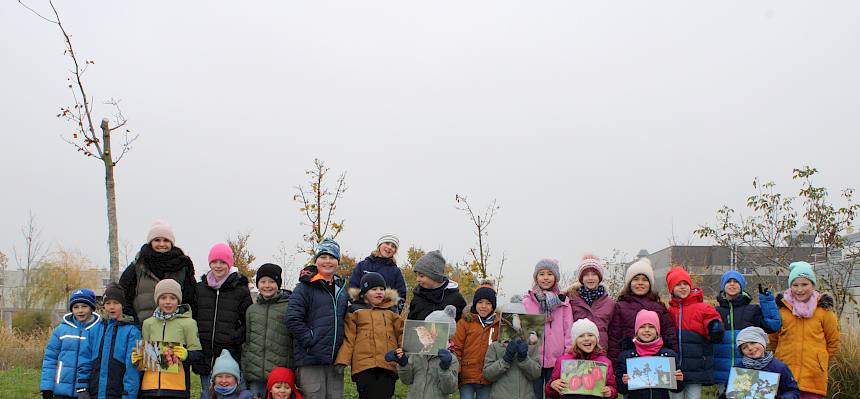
[76,391,91,399]
[516,340,528,361]
[437,349,453,370]
[503,341,518,363]
[41,390,53,399]
[334,364,346,375]
[707,319,724,343]
[171,345,188,361]
[385,350,409,366]
[758,283,772,296]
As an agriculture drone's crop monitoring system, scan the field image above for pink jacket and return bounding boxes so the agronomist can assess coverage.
[523,289,573,368]
[567,290,616,351]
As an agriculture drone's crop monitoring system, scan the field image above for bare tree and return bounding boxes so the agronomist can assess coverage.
[273,242,299,289]
[20,0,139,283]
[13,211,49,308]
[603,249,631,297]
[293,159,347,258]
[455,194,501,279]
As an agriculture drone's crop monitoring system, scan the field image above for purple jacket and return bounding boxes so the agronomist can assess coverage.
[522,289,573,368]
[607,294,678,366]
[567,289,616,350]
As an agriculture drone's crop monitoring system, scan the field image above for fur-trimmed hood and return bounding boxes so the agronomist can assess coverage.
[776,292,834,310]
[348,287,399,312]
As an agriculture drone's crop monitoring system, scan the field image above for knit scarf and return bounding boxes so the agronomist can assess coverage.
[741,351,774,370]
[633,337,664,357]
[479,313,496,327]
[214,383,238,396]
[207,268,238,290]
[783,289,820,319]
[577,285,606,306]
[139,244,193,278]
[153,307,180,321]
[532,286,562,314]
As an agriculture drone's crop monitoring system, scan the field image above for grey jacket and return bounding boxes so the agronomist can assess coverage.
[397,352,460,399]
[483,341,541,399]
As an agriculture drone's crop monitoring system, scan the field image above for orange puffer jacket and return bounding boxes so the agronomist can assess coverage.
[451,312,500,386]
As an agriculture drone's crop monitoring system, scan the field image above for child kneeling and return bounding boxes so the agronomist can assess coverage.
[727,327,799,399]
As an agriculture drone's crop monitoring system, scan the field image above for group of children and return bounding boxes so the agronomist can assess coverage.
[40,228,840,399]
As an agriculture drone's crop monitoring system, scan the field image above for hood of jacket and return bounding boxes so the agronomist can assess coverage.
[363,255,396,266]
[200,271,249,290]
[776,292,834,310]
[670,287,705,307]
[62,312,102,330]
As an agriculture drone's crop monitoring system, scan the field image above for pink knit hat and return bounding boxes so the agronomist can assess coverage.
[208,243,234,267]
[147,219,176,244]
[634,309,661,335]
[577,254,605,283]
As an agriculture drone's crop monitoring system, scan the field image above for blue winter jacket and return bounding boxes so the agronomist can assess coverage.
[286,272,349,367]
[713,290,781,384]
[730,357,800,399]
[349,255,407,310]
[76,314,141,399]
[40,313,102,397]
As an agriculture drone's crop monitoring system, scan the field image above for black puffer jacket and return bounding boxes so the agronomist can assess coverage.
[192,271,253,376]
[407,279,468,321]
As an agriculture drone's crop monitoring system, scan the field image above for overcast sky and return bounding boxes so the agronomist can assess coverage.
[3,1,859,298]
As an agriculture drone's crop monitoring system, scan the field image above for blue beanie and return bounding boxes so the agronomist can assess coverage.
[788,261,817,286]
[314,238,341,262]
[211,349,242,382]
[68,288,97,312]
[720,270,746,292]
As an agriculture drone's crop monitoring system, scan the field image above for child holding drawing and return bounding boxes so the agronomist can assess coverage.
[546,319,617,399]
[727,327,799,399]
[452,285,501,399]
[388,305,460,399]
[615,310,684,399]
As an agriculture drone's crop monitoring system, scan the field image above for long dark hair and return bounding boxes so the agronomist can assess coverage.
[617,278,663,304]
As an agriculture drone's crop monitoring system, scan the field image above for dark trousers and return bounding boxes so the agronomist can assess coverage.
[353,367,397,399]
[532,366,554,399]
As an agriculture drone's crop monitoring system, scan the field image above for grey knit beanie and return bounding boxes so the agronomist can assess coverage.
[533,258,561,285]
[736,326,769,350]
[414,250,447,283]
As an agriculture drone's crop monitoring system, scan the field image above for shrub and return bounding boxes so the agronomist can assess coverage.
[0,327,50,370]
[828,328,860,399]
[11,311,51,334]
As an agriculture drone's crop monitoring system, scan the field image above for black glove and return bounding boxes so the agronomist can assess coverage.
[334,364,346,375]
[41,391,53,399]
[503,341,518,363]
[708,319,724,343]
[437,348,453,370]
[758,283,771,296]
[516,340,528,361]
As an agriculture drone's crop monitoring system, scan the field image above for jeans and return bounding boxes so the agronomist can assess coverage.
[459,383,492,399]
[670,383,702,399]
[199,374,211,399]
[247,380,267,399]
[532,367,553,399]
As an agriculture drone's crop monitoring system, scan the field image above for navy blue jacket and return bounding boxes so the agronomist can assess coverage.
[77,315,141,399]
[615,341,683,399]
[41,313,102,397]
[286,272,349,366]
[729,357,799,399]
[349,255,407,310]
[713,291,781,384]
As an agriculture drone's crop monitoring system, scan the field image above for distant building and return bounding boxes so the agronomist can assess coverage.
[0,268,110,328]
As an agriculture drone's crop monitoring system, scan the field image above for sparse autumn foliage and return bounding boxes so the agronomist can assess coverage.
[455,194,503,280]
[294,159,348,256]
[227,232,257,279]
[28,248,101,310]
[337,254,357,281]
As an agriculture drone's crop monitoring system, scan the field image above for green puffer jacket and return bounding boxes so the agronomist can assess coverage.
[397,353,460,399]
[483,341,541,399]
[242,290,293,383]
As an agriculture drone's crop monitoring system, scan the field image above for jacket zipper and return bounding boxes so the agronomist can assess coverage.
[159,321,166,392]
[211,289,221,370]
[327,282,343,361]
[729,302,735,367]
[262,300,270,376]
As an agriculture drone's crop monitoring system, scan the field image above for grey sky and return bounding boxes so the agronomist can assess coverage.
[3,1,859,298]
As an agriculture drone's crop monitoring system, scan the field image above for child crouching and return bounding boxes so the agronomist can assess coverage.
[388,305,460,399]
[726,327,799,399]
[547,319,617,398]
[206,350,252,399]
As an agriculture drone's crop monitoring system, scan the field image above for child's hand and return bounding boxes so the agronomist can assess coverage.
[395,348,404,358]
[601,386,612,397]
[171,346,188,361]
[550,379,567,393]
[675,370,684,381]
[131,350,142,365]
[622,374,629,384]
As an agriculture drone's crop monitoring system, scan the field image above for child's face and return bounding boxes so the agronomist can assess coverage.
[315,254,338,277]
[581,271,600,290]
[270,381,293,399]
[791,277,815,302]
[475,298,494,318]
[209,259,230,279]
[72,303,93,322]
[415,272,443,289]
[576,332,597,354]
[535,269,556,291]
[365,286,386,306]
[257,276,279,298]
[636,323,658,343]
[672,281,691,299]
[150,237,173,253]
[378,242,397,258]
[214,373,237,387]
[724,279,741,297]
[630,274,651,296]
[103,299,123,320]
[157,293,179,314]
[740,342,765,359]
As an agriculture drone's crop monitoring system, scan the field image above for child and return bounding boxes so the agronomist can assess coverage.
[713,270,781,390]
[523,259,574,399]
[388,305,460,399]
[666,267,724,398]
[567,255,615,352]
[607,258,677,367]
[349,234,408,312]
[729,327,799,399]
[75,283,141,399]
[483,299,541,399]
[546,319,617,399]
[243,263,293,398]
[285,238,349,399]
[616,310,684,399]
[41,288,102,399]
[206,349,252,399]
[138,279,203,398]
[335,272,404,399]
[266,367,303,399]
[771,262,839,399]
[406,250,468,321]
[452,285,501,399]
[194,243,253,398]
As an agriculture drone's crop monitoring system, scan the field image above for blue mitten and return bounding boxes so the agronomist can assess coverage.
[503,341,517,363]
[437,349,453,370]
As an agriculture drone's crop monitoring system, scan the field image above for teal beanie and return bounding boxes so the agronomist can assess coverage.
[788,261,817,286]
[211,349,241,382]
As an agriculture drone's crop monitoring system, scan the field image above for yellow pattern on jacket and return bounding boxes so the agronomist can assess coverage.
[335,288,404,375]
[140,304,203,395]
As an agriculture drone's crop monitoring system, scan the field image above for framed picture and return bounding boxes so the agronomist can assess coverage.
[560,359,608,397]
[626,356,677,390]
[403,320,450,355]
[498,312,545,346]
[133,340,183,373]
[726,367,780,399]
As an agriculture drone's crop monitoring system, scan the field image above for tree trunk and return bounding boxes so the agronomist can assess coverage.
[101,118,121,282]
